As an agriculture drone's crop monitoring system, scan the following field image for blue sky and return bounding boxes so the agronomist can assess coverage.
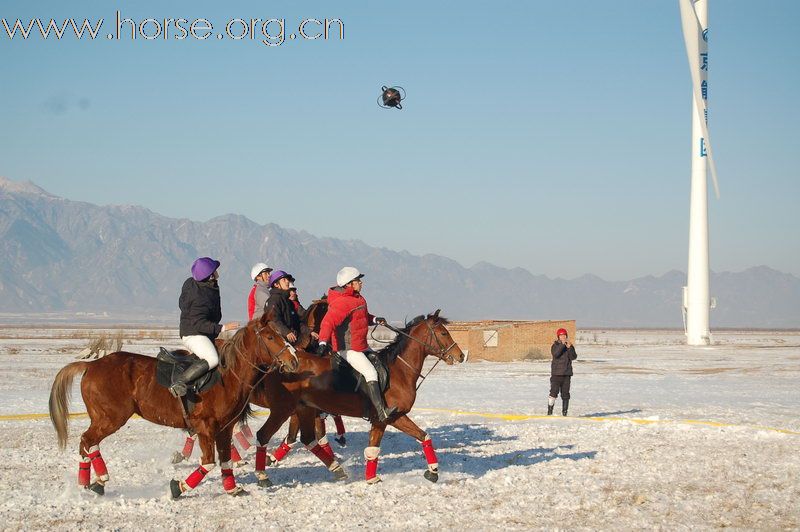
[1,0,798,280]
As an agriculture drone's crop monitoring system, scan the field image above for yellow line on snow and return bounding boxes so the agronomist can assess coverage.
[2,407,797,436]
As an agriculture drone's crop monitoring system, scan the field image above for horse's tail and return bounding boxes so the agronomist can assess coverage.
[49,361,89,451]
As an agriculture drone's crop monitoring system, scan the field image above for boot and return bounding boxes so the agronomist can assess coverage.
[364,381,397,423]
[547,404,554,416]
[562,399,569,417]
[170,360,210,397]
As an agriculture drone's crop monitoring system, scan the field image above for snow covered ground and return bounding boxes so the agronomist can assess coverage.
[0,328,798,530]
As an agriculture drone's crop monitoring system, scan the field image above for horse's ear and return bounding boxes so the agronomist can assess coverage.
[432,309,441,319]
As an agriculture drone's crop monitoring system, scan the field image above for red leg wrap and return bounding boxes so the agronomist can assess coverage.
[78,459,91,487]
[87,449,108,478]
[234,431,251,451]
[221,468,236,492]
[272,441,292,462]
[309,444,334,467]
[185,465,209,489]
[334,415,346,436]
[320,442,335,463]
[422,438,438,467]
[230,444,242,463]
[365,458,379,481]
[181,436,195,458]
[255,446,267,471]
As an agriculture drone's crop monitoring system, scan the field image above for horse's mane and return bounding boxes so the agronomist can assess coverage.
[218,326,249,373]
[376,313,449,364]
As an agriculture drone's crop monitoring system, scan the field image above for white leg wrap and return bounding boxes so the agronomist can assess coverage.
[219,461,232,469]
[305,440,319,451]
[200,462,216,472]
[364,446,380,461]
[318,435,329,446]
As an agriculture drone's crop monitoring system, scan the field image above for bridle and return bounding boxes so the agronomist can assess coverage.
[374,318,459,391]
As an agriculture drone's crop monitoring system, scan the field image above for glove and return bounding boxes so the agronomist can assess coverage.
[374,317,387,326]
[316,342,331,357]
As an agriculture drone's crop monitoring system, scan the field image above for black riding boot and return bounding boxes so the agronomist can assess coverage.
[170,360,210,397]
[547,404,554,416]
[365,381,397,423]
[562,398,569,417]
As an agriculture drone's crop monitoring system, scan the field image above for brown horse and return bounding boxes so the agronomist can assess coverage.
[252,310,465,485]
[48,316,300,498]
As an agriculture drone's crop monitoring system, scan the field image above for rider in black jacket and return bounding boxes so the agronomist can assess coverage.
[264,270,305,345]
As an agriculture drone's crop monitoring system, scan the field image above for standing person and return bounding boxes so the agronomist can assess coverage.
[173,257,239,397]
[548,328,577,416]
[317,267,395,423]
[248,262,272,321]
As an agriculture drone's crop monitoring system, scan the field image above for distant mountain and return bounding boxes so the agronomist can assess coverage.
[1,176,798,328]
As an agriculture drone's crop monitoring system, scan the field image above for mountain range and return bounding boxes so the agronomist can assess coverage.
[1,176,798,328]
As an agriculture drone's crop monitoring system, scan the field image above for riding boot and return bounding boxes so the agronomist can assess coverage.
[170,360,210,398]
[364,381,397,423]
[562,399,569,417]
[547,404,554,416]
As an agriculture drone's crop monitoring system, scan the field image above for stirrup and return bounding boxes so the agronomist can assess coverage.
[170,383,187,397]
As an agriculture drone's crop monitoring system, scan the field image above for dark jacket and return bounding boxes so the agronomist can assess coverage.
[550,341,577,376]
[179,277,223,339]
[265,287,302,339]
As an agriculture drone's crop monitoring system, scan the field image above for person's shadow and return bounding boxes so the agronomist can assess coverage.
[256,423,597,486]
[579,409,642,418]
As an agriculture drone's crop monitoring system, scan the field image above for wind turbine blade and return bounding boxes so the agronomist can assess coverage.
[679,0,720,198]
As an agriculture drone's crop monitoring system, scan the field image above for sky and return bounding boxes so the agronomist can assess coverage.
[1,0,798,281]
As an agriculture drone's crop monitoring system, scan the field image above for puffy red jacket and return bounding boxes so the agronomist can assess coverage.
[318,286,375,352]
[247,284,257,321]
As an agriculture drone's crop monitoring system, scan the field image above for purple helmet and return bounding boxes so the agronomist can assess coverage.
[268,270,292,287]
[191,257,220,281]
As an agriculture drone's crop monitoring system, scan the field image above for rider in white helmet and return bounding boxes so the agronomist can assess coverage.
[317,267,396,422]
[248,262,272,321]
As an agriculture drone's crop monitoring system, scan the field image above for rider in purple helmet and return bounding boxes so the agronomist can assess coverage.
[171,257,239,397]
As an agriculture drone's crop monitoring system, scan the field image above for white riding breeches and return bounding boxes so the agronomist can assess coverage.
[181,335,220,370]
[338,350,378,383]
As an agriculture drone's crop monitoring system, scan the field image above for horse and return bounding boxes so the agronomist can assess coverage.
[48,314,300,498]
[172,299,349,469]
[251,310,466,486]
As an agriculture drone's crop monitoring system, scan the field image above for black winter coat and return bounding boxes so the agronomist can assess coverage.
[550,341,577,376]
[179,277,223,339]
[265,288,302,339]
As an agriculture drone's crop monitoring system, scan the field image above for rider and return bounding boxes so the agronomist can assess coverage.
[316,267,396,422]
[265,270,306,345]
[248,262,272,321]
[172,257,239,397]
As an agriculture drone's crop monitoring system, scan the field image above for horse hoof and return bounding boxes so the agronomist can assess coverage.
[257,478,273,488]
[332,467,348,481]
[335,436,346,447]
[366,475,382,485]
[424,470,439,483]
[226,486,249,497]
[88,482,105,495]
[170,479,183,499]
[170,451,185,464]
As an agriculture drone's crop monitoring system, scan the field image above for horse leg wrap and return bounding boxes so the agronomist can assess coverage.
[306,440,334,468]
[86,446,109,481]
[230,444,242,464]
[181,435,196,458]
[333,415,346,437]
[364,446,380,483]
[255,446,267,471]
[240,423,255,444]
[318,436,336,463]
[234,430,252,451]
[184,463,214,490]
[220,461,237,492]
[78,457,91,487]
[422,436,439,472]
[271,440,294,463]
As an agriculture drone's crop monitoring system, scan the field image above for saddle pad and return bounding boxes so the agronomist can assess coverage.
[155,348,221,395]
[331,351,389,394]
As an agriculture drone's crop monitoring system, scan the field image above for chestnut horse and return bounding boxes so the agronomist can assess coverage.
[252,311,465,486]
[48,316,299,498]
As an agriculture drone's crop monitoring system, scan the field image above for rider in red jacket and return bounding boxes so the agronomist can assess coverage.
[317,267,396,422]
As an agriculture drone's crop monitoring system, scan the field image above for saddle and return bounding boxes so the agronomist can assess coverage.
[156,347,221,406]
[331,350,389,395]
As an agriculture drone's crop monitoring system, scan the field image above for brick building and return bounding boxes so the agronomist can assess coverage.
[445,320,576,362]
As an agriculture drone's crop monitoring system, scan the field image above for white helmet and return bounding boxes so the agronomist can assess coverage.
[336,266,364,287]
[250,262,271,281]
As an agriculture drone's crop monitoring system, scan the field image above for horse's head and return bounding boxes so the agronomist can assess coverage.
[409,309,465,365]
[255,309,300,373]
